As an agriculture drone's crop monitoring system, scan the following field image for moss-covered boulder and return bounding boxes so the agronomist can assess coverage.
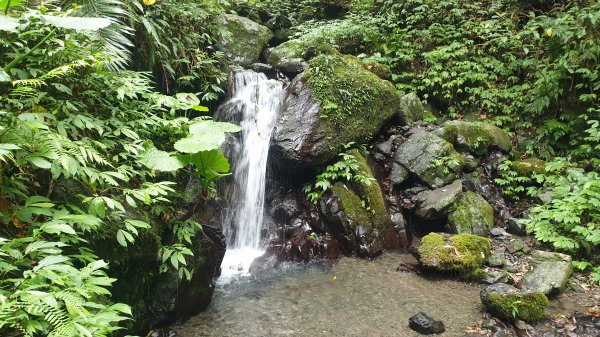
[398,93,434,125]
[416,233,490,277]
[511,158,546,177]
[271,52,401,169]
[215,14,273,66]
[392,129,464,188]
[319,151,405,257]
[434,121,511,157]
[480,283,548,323]
[446,192,494,236]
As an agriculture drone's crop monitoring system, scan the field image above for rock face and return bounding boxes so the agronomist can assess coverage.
[446,192,494,236]
[520,250,572,297]
[434,120,511,156]
[416,233,490,277]
[271,53,401,168]
[215,14,273,66]
[319,150,405,257]
[408,312,446,335]
[392,129,464,188]
[480,283,548,323]
[90,221,225,334]
[415,179,463,220]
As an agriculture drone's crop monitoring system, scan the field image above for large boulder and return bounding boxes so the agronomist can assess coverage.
[392,129,464,188]
[415,179,463,220]
[520,250,572,297]
[480,283,548,323]
[215,14,273,66]
[415,233,490,278]
[271,53,401,169]
[434,120,511,157]
[319,150,405,257]
[89,218,225,334]
[446,192,494,236]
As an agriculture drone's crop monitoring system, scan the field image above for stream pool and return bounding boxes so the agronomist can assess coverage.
[173,252,484,336]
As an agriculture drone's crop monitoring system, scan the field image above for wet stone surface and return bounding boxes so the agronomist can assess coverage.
[173,253,483,336]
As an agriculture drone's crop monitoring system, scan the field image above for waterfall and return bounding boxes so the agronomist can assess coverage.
[216,70,285,282]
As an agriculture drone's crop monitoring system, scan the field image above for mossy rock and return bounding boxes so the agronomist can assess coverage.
[271,52,401,168]
[320,151,404,257]
[216,14,273,66]
[393,129,464,188]
[417,233,490,278]
[481,283,548,323]
[447,192,494,236]
[435,120,512,157]
[511,158,545,177]
[398,93,435,125]
[362,61,392,80]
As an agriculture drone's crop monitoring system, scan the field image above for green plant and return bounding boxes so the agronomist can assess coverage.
[429,155,462,175]
[303,145,373,204]
[495,161,538,201]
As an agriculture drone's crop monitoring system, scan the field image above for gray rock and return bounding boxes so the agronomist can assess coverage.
[215,14,273,66]
[506,240,527,254]
[482,270,510,284]
[506,218,526,236]
[374,138,394,156]
[490,227,510,238]
[480,283,548,323]
[488,251,507,268]
[408,312,446,334]
[276,58,307,75]
[447,192,494,236]
[415,179,463,220]
[462,153,479,172]
[393,129,464,188]
[520,250,572,297]
[399,93,432,125]
[389,162,410,186]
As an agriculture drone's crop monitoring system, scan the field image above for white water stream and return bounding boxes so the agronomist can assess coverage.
[216,70,285,283]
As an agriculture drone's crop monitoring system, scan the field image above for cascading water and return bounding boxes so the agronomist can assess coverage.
[216,69,285,283]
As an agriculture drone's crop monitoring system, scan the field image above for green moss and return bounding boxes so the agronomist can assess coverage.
[304,52,401,160]
[511,158,545,177]
[447,192,494,236]
[362,61,392,80]
[487,292,548,323]
[437,121,511,156]
[332,182,371,227]
[418,233,490,278]
[346,149,388,226]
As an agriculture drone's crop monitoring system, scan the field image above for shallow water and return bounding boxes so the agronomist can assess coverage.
[174,253,484,336]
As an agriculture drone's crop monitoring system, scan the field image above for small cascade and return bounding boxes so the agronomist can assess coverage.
[216,70,285,282]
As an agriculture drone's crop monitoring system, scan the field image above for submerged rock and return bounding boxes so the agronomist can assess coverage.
[215,14,273,66]
[520,250,572,297]
[271,53,401,169]
[415,179,463,220]
[446,192,494,236]
[434,120,512,157]
[409,312,446,335]
[480,283,548,323]
[416,233,490,277]
[393,129,464,188]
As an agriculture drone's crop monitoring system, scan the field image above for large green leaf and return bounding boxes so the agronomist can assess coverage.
[181,150,230,174]
[0,0,25,9]
[138,144,183,172]
[0,15,19,31]
[40,15,112,31]
[174,127,225,153]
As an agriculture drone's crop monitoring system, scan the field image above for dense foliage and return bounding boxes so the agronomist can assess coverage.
[0,1,237,335]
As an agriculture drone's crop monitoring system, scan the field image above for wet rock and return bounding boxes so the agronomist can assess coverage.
[271,192,303,226]
[506,218,526,236]
[249,63,277,78]
[447,192,494,236]
[319,150,404,257]
[482,270,510,285]
[215,14,273,66]
[391,212,411,247]
[277,58,307,76]
[389,162,410,186]
[520,250,572,297]
[249,251,281,276]
[374,138,394,157]
[393,129,464,188]
[415,179,462,220]
[148,328,177,337]
[399,93,433,125]
[271,53,401,169]
[408,312,446,334]
[462,153,479,172]
[506,240,529,254]
[434,120,512,157]
[416,233,490,277]
[480,283,548,323]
